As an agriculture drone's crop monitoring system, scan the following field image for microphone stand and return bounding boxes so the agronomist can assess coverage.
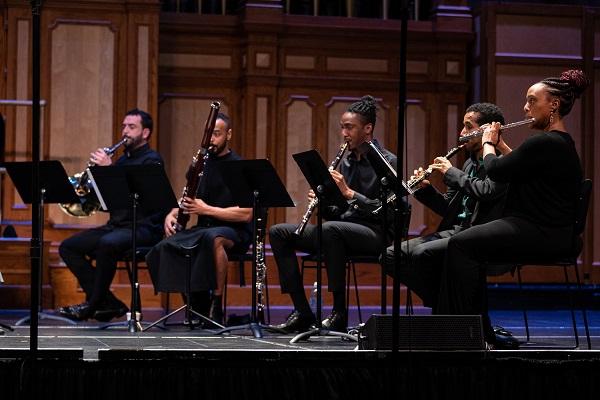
[393,0,409,353]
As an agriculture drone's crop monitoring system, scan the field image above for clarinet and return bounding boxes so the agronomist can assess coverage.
[255,208,268,324]
[293,141,349,236]
[372,144,465,215]
[173,101,220,232]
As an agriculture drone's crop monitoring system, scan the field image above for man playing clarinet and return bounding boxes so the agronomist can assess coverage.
[269,95,398,333]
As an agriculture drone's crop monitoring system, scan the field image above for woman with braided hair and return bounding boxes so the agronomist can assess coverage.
[436,70,589,347]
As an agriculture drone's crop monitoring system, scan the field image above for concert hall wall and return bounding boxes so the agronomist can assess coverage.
[0,0,599,303]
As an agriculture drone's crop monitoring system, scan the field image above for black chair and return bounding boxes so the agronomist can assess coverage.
[162,247,271,325]
[488,179,592,349]
[301,253,373,324]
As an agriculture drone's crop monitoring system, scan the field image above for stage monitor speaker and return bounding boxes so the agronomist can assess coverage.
[358,314,485,350]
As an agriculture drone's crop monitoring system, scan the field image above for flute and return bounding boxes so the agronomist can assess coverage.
[458,117,535,143]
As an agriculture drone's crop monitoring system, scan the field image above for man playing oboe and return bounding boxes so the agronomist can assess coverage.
[269,95,397,333]
[382,102,517,349]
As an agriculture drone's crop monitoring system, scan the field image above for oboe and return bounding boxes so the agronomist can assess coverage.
[372,144,464,215]
[293,141,349,236]
[405,144,466,190]
[458,117,535,143]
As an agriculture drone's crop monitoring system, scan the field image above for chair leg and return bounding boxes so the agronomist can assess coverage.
[405,289,413,315]
[563,265,580,349]
[572,263,592,349]
[517,267,530,342]
[351,261,362,323]
[223,275,228,323]
[380,264,387,314]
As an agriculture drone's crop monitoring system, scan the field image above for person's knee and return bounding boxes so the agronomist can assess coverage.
[213,236,233,252]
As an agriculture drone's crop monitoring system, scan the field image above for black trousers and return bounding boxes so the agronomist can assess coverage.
[58,224,162,308]
[437,216,572,316]
[383,227,463,309]
[269,221,382,308]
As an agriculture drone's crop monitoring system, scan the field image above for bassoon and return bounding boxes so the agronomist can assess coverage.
[173,101,220,232]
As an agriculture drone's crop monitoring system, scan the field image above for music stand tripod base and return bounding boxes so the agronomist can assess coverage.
[15,312,77,326]
[143,305,225,332]
[290,327,358,343]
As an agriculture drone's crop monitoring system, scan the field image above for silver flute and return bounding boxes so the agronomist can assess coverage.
[458,117,535,143]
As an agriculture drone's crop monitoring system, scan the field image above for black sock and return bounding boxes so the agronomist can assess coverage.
[290,291,312,316]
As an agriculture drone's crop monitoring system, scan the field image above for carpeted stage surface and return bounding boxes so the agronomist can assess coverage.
[1,308,600,399]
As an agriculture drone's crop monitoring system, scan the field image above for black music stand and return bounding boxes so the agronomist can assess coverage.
[289,150,357,343]
[360,141,412,313]
[0,271,14,333]
[215,159,294,338]
[1,160,80,326]
[87,164,177,332]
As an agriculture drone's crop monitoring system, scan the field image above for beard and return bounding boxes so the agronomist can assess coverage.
[124,135,144,150]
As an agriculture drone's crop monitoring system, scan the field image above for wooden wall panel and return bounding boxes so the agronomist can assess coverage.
[283,98,313,223]
[47,22,116,226]
[496,14,582,58]
[158,96,230,204]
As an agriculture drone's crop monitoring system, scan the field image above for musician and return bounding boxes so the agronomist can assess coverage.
[269,95,398,333]
[381,103,515,347]
[437,70,588,347]
[58,109,167,321]
[146,113,252,325]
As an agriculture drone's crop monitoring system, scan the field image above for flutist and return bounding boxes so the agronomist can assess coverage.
[58,109,168,322]
[381,103,519,349]
[437,70,588,348]
[270,95,398,333]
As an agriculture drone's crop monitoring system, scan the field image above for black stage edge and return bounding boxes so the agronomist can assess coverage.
[1,350,600,399]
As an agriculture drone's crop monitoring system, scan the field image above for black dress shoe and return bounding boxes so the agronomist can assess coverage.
[322,310,347,332]
[93,301,129,322]
[57,302,95,321]
[492,326,520,350]
[275,310,316,333]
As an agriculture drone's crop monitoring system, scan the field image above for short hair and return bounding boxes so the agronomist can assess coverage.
[540,69,589,117]
[125,108,153,133]
[347,95,378,128]
[217,112,232,130]
[465,102,505,126]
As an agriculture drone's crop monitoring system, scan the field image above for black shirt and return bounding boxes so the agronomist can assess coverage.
[327,139,398,240]
[484,130,582,227]
[195,150,252,237]
[108,143,167,230]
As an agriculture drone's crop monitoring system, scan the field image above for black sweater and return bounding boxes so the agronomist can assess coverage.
[483,130,582,228]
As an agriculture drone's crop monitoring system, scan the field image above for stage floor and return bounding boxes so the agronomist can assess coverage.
[1,307,599,360]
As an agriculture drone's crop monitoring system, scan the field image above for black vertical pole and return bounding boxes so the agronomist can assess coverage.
[392,0,409,353]
[29,0,43,356]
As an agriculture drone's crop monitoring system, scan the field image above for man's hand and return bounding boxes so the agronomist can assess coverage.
[330,170,354,199]
[409,167,430,189]
[429,156,452,175]
[164,208,178,237]
[90,148,112,166]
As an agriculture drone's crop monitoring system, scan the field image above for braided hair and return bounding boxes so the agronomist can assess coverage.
[347,95,378,128]
[540,69,589,117]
